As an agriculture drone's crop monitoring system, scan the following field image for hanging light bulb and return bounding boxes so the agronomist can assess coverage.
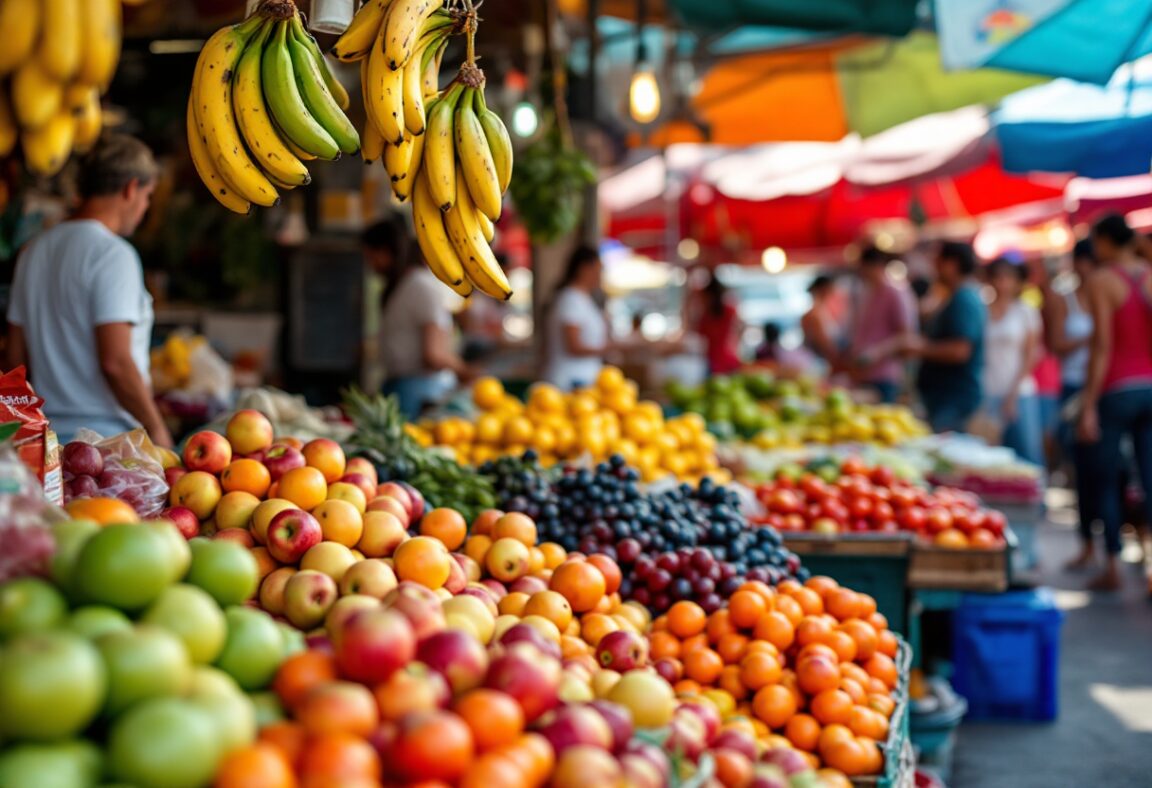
[629,63,661,125]
[512,101,539,138]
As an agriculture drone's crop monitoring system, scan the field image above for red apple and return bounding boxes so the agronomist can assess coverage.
[373,664,451,723]
[169,471,222,520]
[712,729,758,761]
[443,557,467,594]
[262,445,306,482]
[457,586,499,617]
[164,467,187,488]
[509,575,548,596]
[596,630,649,672]
[760,747,810,776]
[182,430,232,474]
[416,630,489,693]
[357,511,409,558]
[162,506,200,539]
[483,642,562,721]
[665,712,706,761]
[382,581,446,641]
[258,566,296,615]
[340,472,377,503]
[396,482,425,521]
[345,457,378,486]
[225,409,274,455]
[336,607,416,684]
[588,700,634,753]
[498,623,562,660]
[266,508,322,564]
[366,496,410,528]
[453,553,481,583]
[538,705,613,754]
[623,741,671,784]
[653,658,683,684]
[214,527,255,548]
[282,569,338,630]
[480,579,508,600]
[678,701,721,744]
[621,754,665,788]
[375,483,413,517]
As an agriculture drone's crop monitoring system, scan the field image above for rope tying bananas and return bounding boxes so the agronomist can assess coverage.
[336,0,514,301]
[188,0,359,214]
[0,0,124,177]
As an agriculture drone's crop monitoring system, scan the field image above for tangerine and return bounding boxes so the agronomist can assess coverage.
[809,689,854,725]
[393,536,452,589]
[863,653,899,689]
[712,747,754,788]
[867,693,896,717]
[298,732,381,782]
[391,710,475,782]
[258,721,307,768]
[776,595,804,626]
[420,508,468,550]
[463,535,493,565]
[877,629,899,658]
[789,587,824,616]
[311,499,363,547]
[278,467,328,510]
[683,647,724,685]
[497,591,530,617]
[716,632,750,664]
[739,651,782,691]
[65,497,139,525]
[470,508,504,536]
[221,458,272,497]
[752,684,797,729]
[706,609,737,643]
[302,439,346,483]
[272,650,339,710]
[784,713,822,752]
[586,554,622,595]
[649,631,681,660]
[840,677,867,705]
[667,601,708,639]
[728,590,767,629]
[824,588,862,622]
[753,611,795,651]
[821,737,874,777]
[523,590,574,631]
[454,689,525,752]
[492,512,538,546]
[795,616,834,648]
[824,630,859,663]
[838,619,879,661]
[817,723,855,756]
[847,706,889,741]
[804,575,840,596]
[538,542,567,569]
[580,613,619,647]
[214,743,295,788]
[296,681,379,737]
[549,560,606,612]
[796,655,841,695]
[719,664,747,701]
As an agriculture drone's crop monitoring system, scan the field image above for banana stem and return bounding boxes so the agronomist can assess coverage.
[255,0,296,20]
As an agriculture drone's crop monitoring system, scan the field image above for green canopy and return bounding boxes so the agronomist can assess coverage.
[670,0,920,36]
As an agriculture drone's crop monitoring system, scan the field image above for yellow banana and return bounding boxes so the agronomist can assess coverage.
[76,0,122,89]
[381,0,443,71]
[455,87,503,221]
[12,60,63,129]
[39,0,81,82]
[477,210,494,243]
[385,132,424,201]
[365,26,405,144]
[71,87,102,153]
[443,178,513,300]
[186,98,251,215]
[22,111,74,177]
[0,0,39,77]
[424,82,463,211]
[0,87,17,157]
[477,90,513,193]
[421,38,447,98]
[402,32,441,135]
[193,16,279,207]
[362,119,385,164]
[333,0,390,62]
[413,170,465,287]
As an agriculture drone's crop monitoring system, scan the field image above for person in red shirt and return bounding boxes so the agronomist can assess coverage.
[696,274,743,375]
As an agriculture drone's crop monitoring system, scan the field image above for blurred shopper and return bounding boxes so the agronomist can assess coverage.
[846,247,917,403]
[460,254,509,362]
[756,322,816,374]
[6,134,171,447]
[978,258,1044,464]
[696,274,743,375]
[544,245,610,391]
[364,217,470,418]
[905,242,986,433]
[800,275,841,368]
[1075,214,1152,589]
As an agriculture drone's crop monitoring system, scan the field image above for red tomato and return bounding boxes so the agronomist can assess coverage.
[925,507,954,534]
[783,514,807,532]
[768,489,803,515]
[896,506,926,532]
[983,510,1007,536]
[849,496,875,520]
[821,499,850,524]
[869,465,896,487]
[841,457,869,477]
[872,501,895,524]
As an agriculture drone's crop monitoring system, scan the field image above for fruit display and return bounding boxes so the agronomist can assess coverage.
[667,373,929,447]
[412,369,726,483]
[752,457,1008,549]
[0,0,123,176]
[60,433,172,518]
[335,0,514,300]
[0,518,301,788]
[188,0,358,213]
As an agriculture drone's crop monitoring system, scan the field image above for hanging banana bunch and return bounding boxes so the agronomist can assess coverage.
[334,0,515,301]
[0,0,126,177]
[187,0,359,214]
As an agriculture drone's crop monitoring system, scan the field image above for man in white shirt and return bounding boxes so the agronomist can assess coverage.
[7,134,172,447]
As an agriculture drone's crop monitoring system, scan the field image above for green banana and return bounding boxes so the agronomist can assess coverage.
[455,87,503,220]
[290,17,351,111]
[287,14,359,154]
[476,88,513,194]
[262,20,340,160]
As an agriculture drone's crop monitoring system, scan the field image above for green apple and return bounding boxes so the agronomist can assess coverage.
[0,631,106,740]
[97,625,194,715]
[50,519,100,588]
[140,584,226,664]
[72,524,172,611]
[186,539,258,607]
[144,520,191,583]
[187,667,256,755]
[213,607,284,691]
[0,578,68,638]
[278,620,306,658]
[0,740,102,788]
[68,606,133,640]
[107,697,221,788]
[248,690,285,727]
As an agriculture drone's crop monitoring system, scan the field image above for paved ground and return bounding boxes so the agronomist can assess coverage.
[951,492,1152,787]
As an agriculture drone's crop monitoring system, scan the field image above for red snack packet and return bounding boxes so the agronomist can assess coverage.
[0,367,63,505]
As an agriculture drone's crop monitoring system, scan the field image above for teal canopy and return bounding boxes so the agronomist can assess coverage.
[669,0,921,36]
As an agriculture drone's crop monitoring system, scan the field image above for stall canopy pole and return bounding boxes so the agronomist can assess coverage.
[582,0,602,244]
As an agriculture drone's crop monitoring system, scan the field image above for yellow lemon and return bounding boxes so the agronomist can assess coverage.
[596,366,626,391]
[472,376,505,410]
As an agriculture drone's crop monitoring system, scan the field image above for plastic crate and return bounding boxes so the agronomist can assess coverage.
[852,640,914,788]
[909,678,967,783]
[951,588,1063,722]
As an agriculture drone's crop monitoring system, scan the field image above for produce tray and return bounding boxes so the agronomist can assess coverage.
[906,527,1017,592]
[853,639,914,788]
[781,532,913,557]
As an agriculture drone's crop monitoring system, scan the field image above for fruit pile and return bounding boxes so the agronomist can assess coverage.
[481,453,806,614]
[667,374,928,447]
[0,0,124,177]
[335,0,513,300]
[413,369,725,483]
[188,1,357,213]
[753,457,1007,549]
[0,519,300,788]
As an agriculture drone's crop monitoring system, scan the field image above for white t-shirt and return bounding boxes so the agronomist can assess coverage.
[984,300,1040,398]
[545,287,607,390]
[8,220,154,432]
[379,268,455,378]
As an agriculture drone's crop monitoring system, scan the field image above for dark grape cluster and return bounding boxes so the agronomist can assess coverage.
[480,452,807,614]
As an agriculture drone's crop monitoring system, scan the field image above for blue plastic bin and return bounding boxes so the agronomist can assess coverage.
[951,588,1063,722]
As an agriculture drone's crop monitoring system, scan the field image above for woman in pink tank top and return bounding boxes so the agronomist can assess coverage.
[1075,214,1152,590]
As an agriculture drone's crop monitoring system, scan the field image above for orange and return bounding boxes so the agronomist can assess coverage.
[804,575,840,596]
[214,743,295,788]
[649,631,681,660]
[586,554,622,595]
[674,679,703,695]
[728,590,767,629]
[523,590,574,631]
[821,737,874,777]
[391,710,476,782]
[745,640,781,659]
[809,689,854,725]
[272,650,338,710]
[311,499,363,547]
[471,509,504,536]
[824,630,859,663]
[797,655,841,696]
[460,753,525,788]
[848,706,889,740]
[776,595,804,626]
[840,662,871,687]
[877,629,899,658]
[868,677,889,694]
[716,632,750,664]
[221,458,272,497]
[302,438,346,484]
[817,723,855,756]
[785,713,822,752]
[680,633,709,656]
[795,616,834,649]
[738,579,777,607]
[65,497,139,525]
[752,684,797,729]
[818,769,855,788]
[867,693,896,717]
[394,536,452,589]
[511,733,554,786]
[420,508,468,550]
[667,601,708,639]
[839,619,879,661]
[258,721,307,768]
[278,467,328,510]
[798,643,839,663]
[498,591,530,617]
[580,613,619,647]
[561,635,590,659]
[463,534,493,565]
[868,612,889,631]
[528,547,546,575]
[863,653,899,689]
[719,664,748,701]
[857,593,878,619]
[538,542,567,569]
[840,677,867,705]
[753,611,795,651]
[549,559,607,612]
[824,588,862,622]
[455,689,525,752]
[712,747,754,788]
[706,609,737,643]
[492,512,538,546]
[683,648,724,685]
[789,587,824,616]
[298,732,381,782]
[739,651,782,691]
[296,681,379,737]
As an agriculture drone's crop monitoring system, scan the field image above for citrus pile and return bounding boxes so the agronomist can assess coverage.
[409,368,726,483]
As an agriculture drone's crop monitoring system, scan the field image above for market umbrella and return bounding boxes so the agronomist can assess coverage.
[670,0,920,36]
[935,0,1152,85]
